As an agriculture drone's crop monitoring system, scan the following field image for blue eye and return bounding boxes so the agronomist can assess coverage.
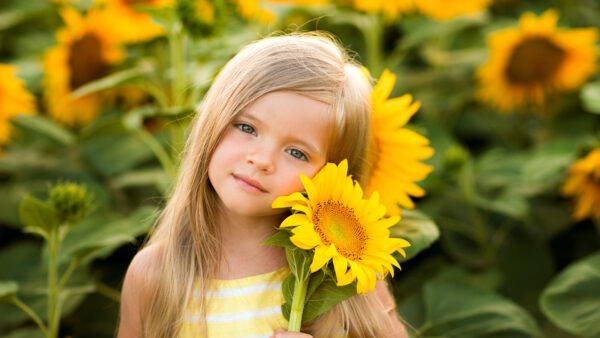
[288,148,308,161]
[236,123,256,135]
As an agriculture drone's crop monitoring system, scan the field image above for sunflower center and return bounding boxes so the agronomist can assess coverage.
[587,171,600,185]
[312,200,367,260]
[505,37,566,85]
[68,33,108,90]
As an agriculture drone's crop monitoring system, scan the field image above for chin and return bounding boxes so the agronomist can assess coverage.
[219,197,271,217]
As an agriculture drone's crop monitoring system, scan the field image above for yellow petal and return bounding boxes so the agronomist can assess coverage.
[279,213,310,228]
[310,244,337,272]
[350,261,369,294]
[300,174,318,207]
[290,227,320,249]
[272,192,308,208]
[332,256,349,284]
[291,204,312,218]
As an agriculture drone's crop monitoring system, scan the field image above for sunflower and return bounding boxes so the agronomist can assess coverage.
[232,0,276,24]
[95,0,173,42]
[43,7,124,127]
[0,64,36,148]
[413,0,490,21]
[352,0,414,20]
[476,10,599,112]
[562,149,600,225]
[272,160,410,294]
[365,69,434,217]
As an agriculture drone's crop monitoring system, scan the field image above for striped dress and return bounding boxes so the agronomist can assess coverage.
[178,266,291,338]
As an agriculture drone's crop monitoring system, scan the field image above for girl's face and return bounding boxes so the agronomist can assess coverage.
[208,91,332,217]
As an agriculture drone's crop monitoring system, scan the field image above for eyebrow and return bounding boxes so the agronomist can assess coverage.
[238,111,322,155]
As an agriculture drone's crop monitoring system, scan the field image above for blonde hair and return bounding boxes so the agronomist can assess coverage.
[137,31,393,337]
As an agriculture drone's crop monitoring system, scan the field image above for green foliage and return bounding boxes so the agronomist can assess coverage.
[540,251,600,337]
[581,81,600,114]
[2,0,600,336]
[391,209,439,262]
[18,196,59,240]
[399,272,543,337]
[281,270,356,324]
[0,282,18,301]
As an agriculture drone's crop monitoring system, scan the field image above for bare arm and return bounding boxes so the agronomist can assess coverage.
[117,244,161,338]
[373,279,408,338]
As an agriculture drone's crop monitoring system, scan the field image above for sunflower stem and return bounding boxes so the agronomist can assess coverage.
[288,276,309,332]
[363,13,384,76]
[47,227,60,338]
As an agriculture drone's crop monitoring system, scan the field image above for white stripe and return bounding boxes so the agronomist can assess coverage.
[185,306,282,323]
[195,282,282,298]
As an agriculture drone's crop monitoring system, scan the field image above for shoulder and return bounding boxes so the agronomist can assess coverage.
[117,243,164,338]
[126,243,163,287]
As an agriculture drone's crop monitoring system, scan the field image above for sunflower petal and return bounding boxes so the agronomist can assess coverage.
[279,213,310,228]
[300,174,318,207]
[272,192,308,208]
[332,256,349,284]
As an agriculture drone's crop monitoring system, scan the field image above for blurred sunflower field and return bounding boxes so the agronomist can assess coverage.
[1,0,600,337]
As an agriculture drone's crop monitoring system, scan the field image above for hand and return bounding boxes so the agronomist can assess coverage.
[270,328,314,338]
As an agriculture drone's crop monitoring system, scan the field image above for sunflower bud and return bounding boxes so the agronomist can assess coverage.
[49,182,92,225]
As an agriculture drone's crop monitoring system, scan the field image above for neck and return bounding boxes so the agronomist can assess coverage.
[216,207,288,279]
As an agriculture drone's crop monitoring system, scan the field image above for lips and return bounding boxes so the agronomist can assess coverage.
[232,174,267,193]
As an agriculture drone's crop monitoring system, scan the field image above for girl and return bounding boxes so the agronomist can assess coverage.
[117,32,407,338]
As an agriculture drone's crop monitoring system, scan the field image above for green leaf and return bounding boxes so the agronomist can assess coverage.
[1,327,45,338]
[301,273,356,324]
[281,274,294,320]
[285,247,311,281]
[390,209,439,262]
[18,195,59,239]
[280,270,356,324]
[81,132,154,176]
[473,191,529,220]
[262,230,293,248]
[111,168,170,195]
[0,9,27,31]
[69,67,147,100]
[418,279,543,337]
[519,136,583,196]
[0,327,46,338]
[581,81,600,114]
[540,251,600,337]
[122,106,193,132]
[305,269,327,301]
[0,282,18,301]
[11,115,75,146]
[57,206,158,265]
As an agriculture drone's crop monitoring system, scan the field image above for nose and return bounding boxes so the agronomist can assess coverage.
[246,144,275,174]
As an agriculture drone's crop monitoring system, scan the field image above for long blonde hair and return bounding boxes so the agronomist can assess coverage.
[138,31,393,337]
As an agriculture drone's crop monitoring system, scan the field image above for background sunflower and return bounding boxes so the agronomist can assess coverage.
[414,0,491,21]
[43,7,124,127]
[0,64,36,148]
[476,9,599,112]
[94,0,173,42]
[562,148,600,226]
[366,69,434,216]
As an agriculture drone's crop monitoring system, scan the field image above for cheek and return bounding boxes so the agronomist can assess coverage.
[276,164,324,196]
[208,137,238,178]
